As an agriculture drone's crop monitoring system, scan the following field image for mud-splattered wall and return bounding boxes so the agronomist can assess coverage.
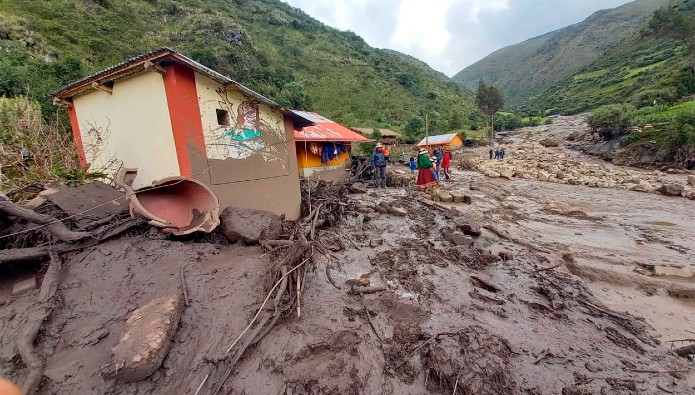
[194,74,301,219]
[72,72,180,189]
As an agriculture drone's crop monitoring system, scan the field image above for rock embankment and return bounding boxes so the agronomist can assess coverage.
[465,117,694,200]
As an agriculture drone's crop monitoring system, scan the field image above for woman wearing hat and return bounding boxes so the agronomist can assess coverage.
[416,148,438,190]
[442,145,452,181]
[371,143,388,188]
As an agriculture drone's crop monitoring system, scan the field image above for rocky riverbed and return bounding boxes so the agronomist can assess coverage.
[459,116,695,199]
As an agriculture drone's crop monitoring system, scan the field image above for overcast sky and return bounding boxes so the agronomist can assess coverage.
[283,0,634,76]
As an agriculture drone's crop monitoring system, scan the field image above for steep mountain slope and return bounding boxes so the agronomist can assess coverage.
[0,0,473,132]
[452,0,670,107]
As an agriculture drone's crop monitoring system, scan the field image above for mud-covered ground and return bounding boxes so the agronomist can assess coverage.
[2,119,695,394]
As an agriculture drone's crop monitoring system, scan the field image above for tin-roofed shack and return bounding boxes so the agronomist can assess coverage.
[416,133,464,149]
[352,127,401,145]
[51,47,301,220]
[293,111,370,181]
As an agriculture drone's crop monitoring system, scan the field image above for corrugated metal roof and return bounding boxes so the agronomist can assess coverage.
[293,111,370,142]
[352,127,401,137]
[417,133,459,146]
[51,47,280,109]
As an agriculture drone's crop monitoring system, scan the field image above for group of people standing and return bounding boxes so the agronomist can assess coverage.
[489,148,506,160]
[412,145,452,191]
[370,143,453,191]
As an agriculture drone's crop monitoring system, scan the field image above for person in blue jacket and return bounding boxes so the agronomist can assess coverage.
[371,143,388,188]
[409,156,417,174]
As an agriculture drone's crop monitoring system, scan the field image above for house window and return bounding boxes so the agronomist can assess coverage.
[216,109,230,126]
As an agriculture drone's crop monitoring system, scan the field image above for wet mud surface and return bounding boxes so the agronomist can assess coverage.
[2,123,695,393]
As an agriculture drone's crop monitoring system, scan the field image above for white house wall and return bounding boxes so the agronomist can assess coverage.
[72,72,180,189]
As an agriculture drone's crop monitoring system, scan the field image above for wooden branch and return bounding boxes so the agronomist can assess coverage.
[144,60,167,76]
[0,201,92,242]
[91,81,112,94]
[17,248,62,395]
[349,286,387,295]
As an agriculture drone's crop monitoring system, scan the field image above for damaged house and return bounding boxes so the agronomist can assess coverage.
[292,111,370,181]
[51,47,302,220]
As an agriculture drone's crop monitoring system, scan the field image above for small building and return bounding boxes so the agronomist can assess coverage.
[416,133,464,149]
[293,111,370,181]
[51,47,301,219]
[352,127,401,145]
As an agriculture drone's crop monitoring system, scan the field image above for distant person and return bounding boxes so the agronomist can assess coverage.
[500,148,506,160]
[431,155,441,184]
[494,149,500,159]
[489,148,494,160]
[371,143,387,188]
[442,146,452,181]
[409,156,417,174]
[433,147,444,175]
[416,149,438,191]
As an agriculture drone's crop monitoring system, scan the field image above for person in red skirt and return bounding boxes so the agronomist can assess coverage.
[416,148,438,191]
[441,145,452,181]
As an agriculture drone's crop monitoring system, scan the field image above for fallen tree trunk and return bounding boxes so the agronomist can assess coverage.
[0,218,146,266]
[16,249,62,395]
[0,201,91,242]
[674,343,695,357]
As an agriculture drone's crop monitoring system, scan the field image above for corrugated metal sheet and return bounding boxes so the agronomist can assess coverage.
[417,133,459,146]
[51,47,280,109]
[293,111,371,142]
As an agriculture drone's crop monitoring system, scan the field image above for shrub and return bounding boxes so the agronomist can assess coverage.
[588,104,636,140]
[632,88,679,108]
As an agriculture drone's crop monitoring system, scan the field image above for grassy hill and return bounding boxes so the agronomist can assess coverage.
[452,0,670,108]
[0,0,474,134]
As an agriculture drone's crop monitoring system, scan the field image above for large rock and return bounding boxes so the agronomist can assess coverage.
[220,206,282,244]
[632,180,654,193]
[443,232,474,246]
[106,296,183,382]
[537,171,551,182]
[12,277,37,295]
[658,183,685,197]
[499,167,514,180]
[349,182,368,194]
[688,175,695,186]
[484,170,501,178]
[454,218,482,237]
[435,190,454,203]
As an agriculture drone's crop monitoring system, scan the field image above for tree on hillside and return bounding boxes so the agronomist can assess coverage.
[648,0,695,75]
[475,81,505,140]
[278,81,308,110]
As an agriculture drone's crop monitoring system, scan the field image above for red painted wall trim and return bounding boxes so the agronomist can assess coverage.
[163,63,206,177]
[67,104,87,166]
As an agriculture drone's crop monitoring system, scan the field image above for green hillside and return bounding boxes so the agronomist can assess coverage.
[452,0,670,107]
[535,1,695,114]
[0,0,473,134]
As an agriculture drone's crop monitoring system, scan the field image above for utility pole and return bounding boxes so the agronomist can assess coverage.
[425,113,429,148]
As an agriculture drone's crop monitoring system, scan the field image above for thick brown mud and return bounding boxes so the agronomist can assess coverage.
[2,119,695,394]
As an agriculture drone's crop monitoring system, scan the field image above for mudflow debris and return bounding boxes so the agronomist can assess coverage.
[1,119,695,395]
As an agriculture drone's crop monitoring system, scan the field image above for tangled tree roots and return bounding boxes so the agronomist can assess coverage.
[422,326,516,395]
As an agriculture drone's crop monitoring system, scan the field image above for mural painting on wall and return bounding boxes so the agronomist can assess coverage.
[207,88,287,164]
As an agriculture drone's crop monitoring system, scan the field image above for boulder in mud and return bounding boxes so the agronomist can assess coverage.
[105,296,183,382]
[484,170,501,178]
[539,137,560,147]
[631,180,654,193]
[349,182,368,194]
[455,218,482,237]
[688,175,695,186]
[658,183,685,197]
[499,167,514,180]
[443,232,474,246]
[537,171,551,182]
[219,206,282,244]
[435,190,454,203]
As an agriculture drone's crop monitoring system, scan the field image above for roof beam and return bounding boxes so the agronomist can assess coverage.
[144,60,167,76]
[91,81,113,94]
[52,97,73,108]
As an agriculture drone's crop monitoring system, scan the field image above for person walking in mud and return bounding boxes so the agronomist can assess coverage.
[416,148,438,191]
[442,145,452,181]
[489,148,494,160]
[433,146,444,175]
[494,148,500,160]
[371,143,387,188]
